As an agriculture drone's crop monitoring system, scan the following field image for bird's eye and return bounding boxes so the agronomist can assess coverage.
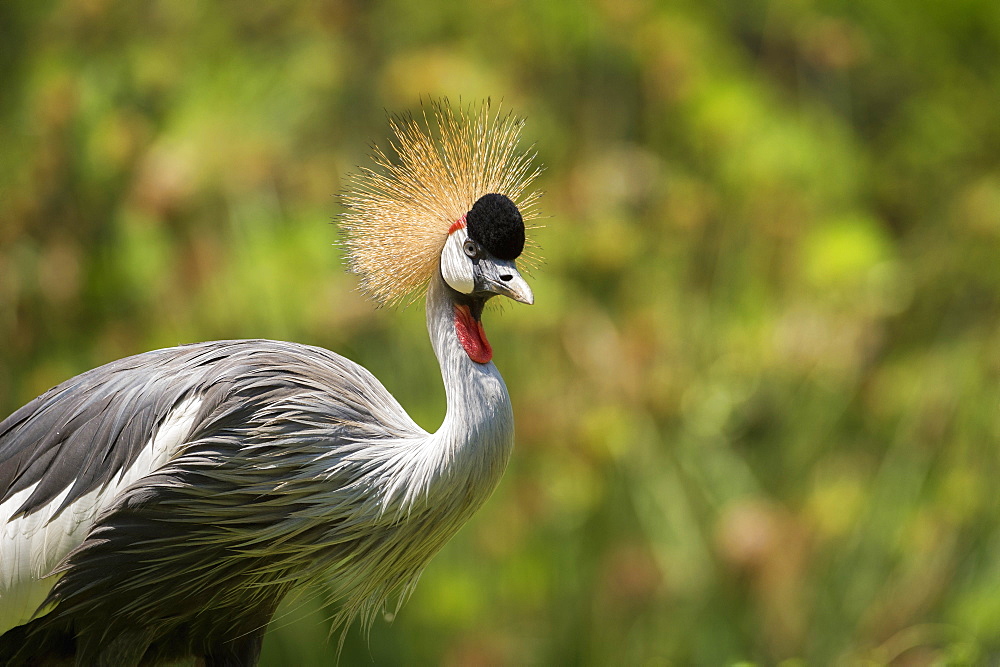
[463,239,479,258]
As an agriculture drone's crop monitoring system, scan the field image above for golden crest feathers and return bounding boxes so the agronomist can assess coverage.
[340,100,542,306]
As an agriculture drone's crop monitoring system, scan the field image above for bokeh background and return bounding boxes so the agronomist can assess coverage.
[2,1,1000,664]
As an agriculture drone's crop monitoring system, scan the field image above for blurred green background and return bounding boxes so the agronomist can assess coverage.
[2,0,1000,664]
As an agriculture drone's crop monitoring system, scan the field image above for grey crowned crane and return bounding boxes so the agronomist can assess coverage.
[0,101,541,666]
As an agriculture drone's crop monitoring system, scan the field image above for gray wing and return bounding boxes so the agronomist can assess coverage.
[0,339,411,521]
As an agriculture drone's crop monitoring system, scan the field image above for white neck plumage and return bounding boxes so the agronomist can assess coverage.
[423,275,514,501]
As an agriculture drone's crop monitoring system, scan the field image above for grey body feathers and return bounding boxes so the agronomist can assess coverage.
[0,276,516,666]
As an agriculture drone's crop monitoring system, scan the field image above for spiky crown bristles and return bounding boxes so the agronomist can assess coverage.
[340,100,543,306]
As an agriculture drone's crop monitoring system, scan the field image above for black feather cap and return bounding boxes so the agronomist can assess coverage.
[466,193,525,261]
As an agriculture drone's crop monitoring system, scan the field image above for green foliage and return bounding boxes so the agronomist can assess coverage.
[2,0,1000,664]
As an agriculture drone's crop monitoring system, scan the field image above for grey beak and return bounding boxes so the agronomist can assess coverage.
[475,258,534,305]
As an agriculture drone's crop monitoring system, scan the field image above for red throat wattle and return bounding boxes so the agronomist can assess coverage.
[454,304,493,364]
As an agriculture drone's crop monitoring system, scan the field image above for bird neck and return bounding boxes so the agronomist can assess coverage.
[424,274,514,486]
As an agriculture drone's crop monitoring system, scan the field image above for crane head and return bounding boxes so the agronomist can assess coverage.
[438,193,533,364]
[340,100,542,308]
[440,193,533,306]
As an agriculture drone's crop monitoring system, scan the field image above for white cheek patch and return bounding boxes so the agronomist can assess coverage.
[440,227,475,294]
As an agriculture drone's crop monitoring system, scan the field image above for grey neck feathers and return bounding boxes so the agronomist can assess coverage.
[413,275,514,505]
[331,274,514,523]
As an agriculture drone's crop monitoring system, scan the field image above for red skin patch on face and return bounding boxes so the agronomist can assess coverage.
[454,304,492,364]
[448,214,467,234]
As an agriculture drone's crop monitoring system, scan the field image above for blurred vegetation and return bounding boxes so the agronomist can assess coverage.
[2,0,1000,664]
